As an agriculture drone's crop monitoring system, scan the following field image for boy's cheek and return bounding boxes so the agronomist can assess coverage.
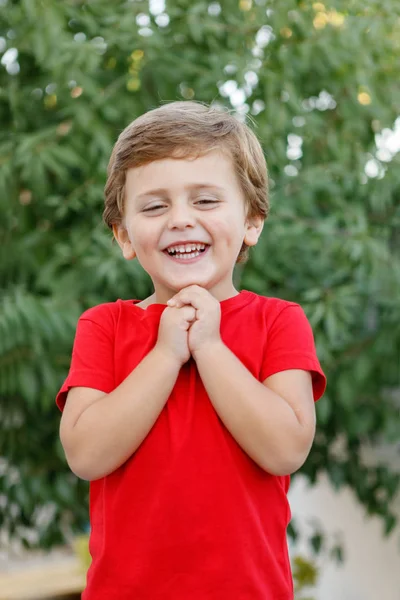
[208,216,241,240]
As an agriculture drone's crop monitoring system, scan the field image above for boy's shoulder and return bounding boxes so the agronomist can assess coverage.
[244,291,301,318]
[78,299,136,327]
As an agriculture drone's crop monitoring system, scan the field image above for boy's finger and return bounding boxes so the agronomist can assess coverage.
[181,291,206,310]
[168,286,209,309]
[168,292,193,307]
[181,306,196,321]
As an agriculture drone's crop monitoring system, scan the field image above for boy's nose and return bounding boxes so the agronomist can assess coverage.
[167,204,195,230]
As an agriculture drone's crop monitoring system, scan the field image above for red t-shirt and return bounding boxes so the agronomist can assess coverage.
[56,291,326,600]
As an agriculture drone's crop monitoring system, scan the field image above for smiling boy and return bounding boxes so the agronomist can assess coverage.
[56,101,326,599]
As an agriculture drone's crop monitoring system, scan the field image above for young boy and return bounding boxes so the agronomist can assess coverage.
[56,101,326,599]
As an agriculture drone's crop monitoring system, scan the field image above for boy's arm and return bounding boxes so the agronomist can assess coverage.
[60,304,195,481]
[60,346,181,481]
[194,343,315,475]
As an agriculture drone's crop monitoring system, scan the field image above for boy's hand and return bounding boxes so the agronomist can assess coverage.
[156,305,196,366]
[167,285,222,359]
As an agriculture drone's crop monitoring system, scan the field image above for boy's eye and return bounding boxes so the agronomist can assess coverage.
[143,204,166,212]
[195,198,219,206]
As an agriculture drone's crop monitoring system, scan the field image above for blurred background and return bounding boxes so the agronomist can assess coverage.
[0,0,399,598]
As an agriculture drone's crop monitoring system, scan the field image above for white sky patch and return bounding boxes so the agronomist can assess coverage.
[293,116,306,127]
[149,0,165,15]
[156,13,169,27]
[316,90,336,110]
[302,90,336,112]
[218,79,248,111]
[287,147,302,160]
[208,2,221,16]
[375,148,392,162]
[91,36,107,54]
[287,133,303,161]
[224,64,237,75]
[7,62,19,75]
[137,13,151,26]
[284,165,298,177]
[236,103,250,114]
[252,47,263,58]
[0,37,6,53]
[219,79,237,97]
[250,58,262,69]
[365,117,400,178]
[244,70,258,87]
[364,158,380,178]
[1,47,17,66]
[45,83,57,94]
[288,133,303,147]
[281,90,289,102]
[243,83,252,96]
[375,118,400,159]
[1,47,19,75]
[251,100,265,115]
[73,32,86,42]
[230,88,246,107]
[255,25,275,48]
[139,27,153,36]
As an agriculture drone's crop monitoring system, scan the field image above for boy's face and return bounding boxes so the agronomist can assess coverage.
[114,150,263,303]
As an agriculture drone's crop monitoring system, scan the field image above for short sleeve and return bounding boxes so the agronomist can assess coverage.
[260,304,326,401]
[56,305,115,412]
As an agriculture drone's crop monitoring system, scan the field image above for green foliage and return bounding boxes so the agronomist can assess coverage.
[292,555,318,599]
[289,517,345,597]
[1,0,399,551]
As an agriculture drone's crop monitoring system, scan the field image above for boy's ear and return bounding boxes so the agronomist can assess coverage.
[112,224,136,260]
[244,216,264,247]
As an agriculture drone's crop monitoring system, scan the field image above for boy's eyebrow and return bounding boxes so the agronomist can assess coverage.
[135,184,226,201]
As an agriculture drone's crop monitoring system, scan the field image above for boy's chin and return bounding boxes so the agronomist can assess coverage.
[163,276,212,293]
[173,279,210,291]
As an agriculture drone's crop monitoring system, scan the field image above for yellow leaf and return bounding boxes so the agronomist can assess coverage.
[313,12,328,29]
[127,78,141,92]
[280,27,293,38]
[44,94,57,109]
[239,0,252,11]
[357,92,371,105]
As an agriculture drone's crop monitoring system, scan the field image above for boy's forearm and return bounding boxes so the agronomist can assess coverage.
[68,347,181,481]
[194,341,311,475]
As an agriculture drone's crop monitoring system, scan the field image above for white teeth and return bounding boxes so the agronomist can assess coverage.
[167,250,201,260]
[166,243,207,255]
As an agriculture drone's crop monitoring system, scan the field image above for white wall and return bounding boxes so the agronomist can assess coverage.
[289,474,400,600]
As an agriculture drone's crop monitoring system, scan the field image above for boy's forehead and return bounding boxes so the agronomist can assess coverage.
[126,150,238,195]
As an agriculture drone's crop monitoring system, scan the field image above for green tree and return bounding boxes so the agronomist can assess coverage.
[1,0,399,553]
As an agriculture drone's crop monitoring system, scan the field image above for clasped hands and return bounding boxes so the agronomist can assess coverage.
[156,285,222,365]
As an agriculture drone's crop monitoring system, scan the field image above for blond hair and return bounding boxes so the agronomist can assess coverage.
[104,101,269,263]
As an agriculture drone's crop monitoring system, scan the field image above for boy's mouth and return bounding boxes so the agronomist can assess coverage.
[163,242,210,261]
